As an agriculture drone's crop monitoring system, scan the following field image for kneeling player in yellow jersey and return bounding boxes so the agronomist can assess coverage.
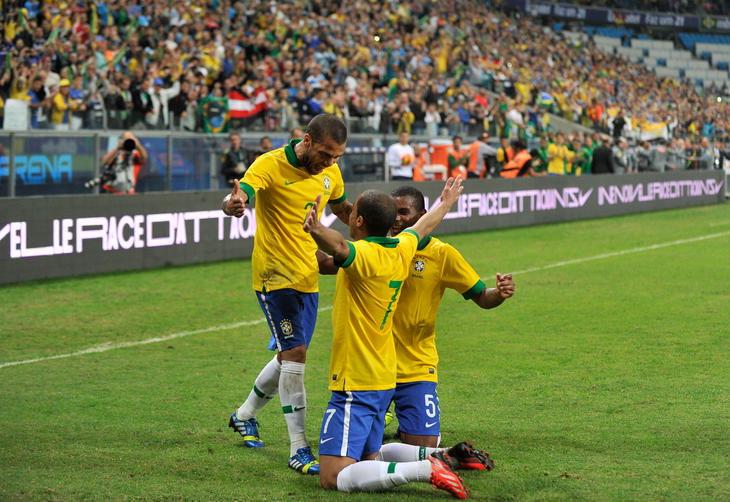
[387,186,515,450]
[303,178,492,499]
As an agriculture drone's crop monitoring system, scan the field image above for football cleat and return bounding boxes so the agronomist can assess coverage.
[228,413,264,448]
[428,455,469,499]
[288,446,320,475]
[432,441,495,471]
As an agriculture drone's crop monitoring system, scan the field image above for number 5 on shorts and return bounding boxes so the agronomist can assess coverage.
[425,394,437,418]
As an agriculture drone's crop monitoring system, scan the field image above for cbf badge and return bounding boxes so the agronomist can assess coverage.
[323,176,331,190]
[280,319,294,338]
[413,259,425,273]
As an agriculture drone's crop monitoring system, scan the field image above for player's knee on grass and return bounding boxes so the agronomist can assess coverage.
[319,455,354,490]
[278,344,306,363]
[399,431,439,447]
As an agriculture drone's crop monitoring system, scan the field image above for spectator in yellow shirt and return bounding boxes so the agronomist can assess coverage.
[547,133,571,175]
[51,79,84,130]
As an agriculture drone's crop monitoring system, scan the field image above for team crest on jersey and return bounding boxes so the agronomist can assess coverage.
[413,259,426,273]
[280,319,294,337]
[323,176,331,190]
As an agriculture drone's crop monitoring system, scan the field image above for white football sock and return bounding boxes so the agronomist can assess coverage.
[336,460,432,492]
[236,355,281,420]
[378,442,440,462]
[279,360,308,456]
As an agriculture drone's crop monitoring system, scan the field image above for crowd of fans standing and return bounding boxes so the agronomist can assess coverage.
[1,0,728,176]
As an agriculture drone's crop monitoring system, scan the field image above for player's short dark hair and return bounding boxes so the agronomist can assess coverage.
[306,114,348,145]
[391,186,426,213]
[357,190,396,237]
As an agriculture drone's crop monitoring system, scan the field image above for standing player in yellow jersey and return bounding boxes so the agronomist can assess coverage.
[387,186,515,448]
[303,178,491,499]
[221,114,353,475]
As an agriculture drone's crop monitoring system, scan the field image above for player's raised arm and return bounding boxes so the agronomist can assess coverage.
[221,181,248,217]
[409,176,463,238]
[304,195,351,263]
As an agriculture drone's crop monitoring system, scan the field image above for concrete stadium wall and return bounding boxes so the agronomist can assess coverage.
[0,170,724,284]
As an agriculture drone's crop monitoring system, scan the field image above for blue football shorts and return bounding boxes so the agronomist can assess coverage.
[255,288,318,352]
[393,381,441,436]
[318,389,395,460]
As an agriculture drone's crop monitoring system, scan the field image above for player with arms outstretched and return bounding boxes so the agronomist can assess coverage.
[386,186,515,449]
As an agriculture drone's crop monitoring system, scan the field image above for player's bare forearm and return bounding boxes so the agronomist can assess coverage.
[330,200,352,225]
[473,273,515,308]
[473,288,507,309]
[304,195,350,262]
[310,225,350,262]
[410,177,463,237]
[316,250,338,275]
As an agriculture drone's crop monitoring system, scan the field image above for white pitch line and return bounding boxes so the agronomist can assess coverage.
[504,230,730,276]
[2,230,730,370]
[0,308,331,370]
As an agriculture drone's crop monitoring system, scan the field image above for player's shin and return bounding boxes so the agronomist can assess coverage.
[336,460,432,492]
[237,355,281,420]
[378,442,440,461]
[279,360,308,455]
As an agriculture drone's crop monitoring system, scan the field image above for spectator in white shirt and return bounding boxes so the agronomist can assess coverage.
[386,132,416,180]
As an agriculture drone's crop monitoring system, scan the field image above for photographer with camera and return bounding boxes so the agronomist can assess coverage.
[90,132,148,194]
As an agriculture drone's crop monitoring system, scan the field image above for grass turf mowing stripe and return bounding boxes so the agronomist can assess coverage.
[1,229,728,370]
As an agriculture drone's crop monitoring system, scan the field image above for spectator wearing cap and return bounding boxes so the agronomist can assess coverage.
[51,79,82,130]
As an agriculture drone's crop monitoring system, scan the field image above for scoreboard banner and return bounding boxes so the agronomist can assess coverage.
[0,170,724,284]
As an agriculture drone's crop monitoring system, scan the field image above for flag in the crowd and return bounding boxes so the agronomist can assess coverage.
[228,88,268,119]
[46,27,59,45]
[200,95,229,133]
[110,46,127,69]
[90,3,99,34]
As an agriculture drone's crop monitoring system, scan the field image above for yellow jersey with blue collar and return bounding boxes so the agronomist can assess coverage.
[393,236,485,383]
[329,229,420,391]
[240,139,347,293]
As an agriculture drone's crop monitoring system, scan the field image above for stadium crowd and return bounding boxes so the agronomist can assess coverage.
[0,0,728,164]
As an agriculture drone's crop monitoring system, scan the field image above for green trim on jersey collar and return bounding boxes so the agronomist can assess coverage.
[284,138,303,168]
[363,236,399,248]
[417,235,432,250]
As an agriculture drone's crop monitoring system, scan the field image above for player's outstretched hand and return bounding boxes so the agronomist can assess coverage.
[303,195,322,233]
[495,273,515,299]
[225,181,246,217]
[439,176,464,208]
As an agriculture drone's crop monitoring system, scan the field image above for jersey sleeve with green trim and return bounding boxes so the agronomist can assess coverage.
[441,243,485,299]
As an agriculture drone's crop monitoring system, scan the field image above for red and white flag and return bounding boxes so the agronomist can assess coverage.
[228,88,269,119]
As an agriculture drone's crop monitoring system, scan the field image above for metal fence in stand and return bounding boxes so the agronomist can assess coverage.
[0,131,400,198]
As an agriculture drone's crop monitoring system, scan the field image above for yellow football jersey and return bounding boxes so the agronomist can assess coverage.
[240,139,346,293]
[329,230,420,391]
[393,236,485,383]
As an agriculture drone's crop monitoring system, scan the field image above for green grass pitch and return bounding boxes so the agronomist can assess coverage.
[1,203,729,501]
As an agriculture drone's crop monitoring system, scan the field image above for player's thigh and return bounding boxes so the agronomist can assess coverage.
[319,391,382,461]
[363,388,395,457]
[393,381,441,437]
[256,289,318,352]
